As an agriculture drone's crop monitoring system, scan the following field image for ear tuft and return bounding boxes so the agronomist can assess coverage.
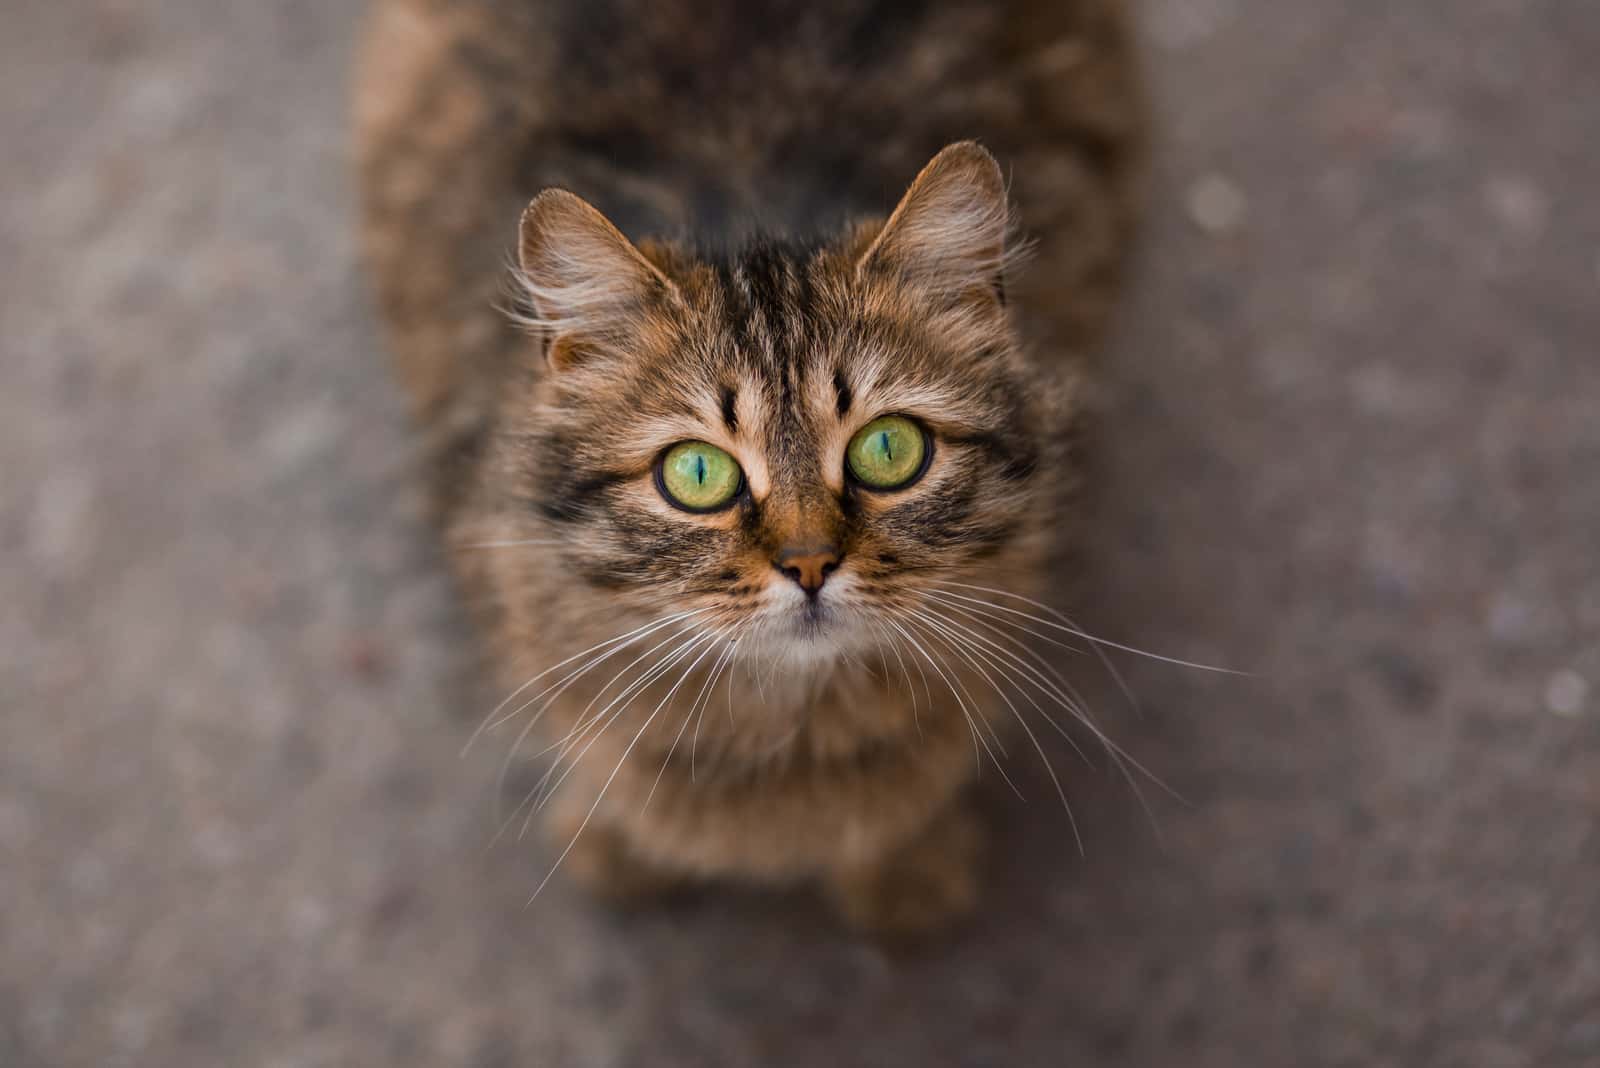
[515,189,677,370]
[857,141,1012,304]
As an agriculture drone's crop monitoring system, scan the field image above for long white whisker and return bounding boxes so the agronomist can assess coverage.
[642,625,738,811]
[529,631,718,903]
[909,607,1083,853]
[902,616,1009,758]
[928,582,1245,674]
[692,630,744,781]
[921,602,1180,803]
[920,589,1085,657]
[917,604,1180,844]
[918,601,1096,767]
[885,617,982,767]
[488,622,710,846]
[1057,606,1146,719]
[900,616,1020,791]
[890,617,1022,800]
[528,625,723,823]
[930,589,1144,720]
[491,617,708,830]
[870,617,924,736]
[466,607,710,756]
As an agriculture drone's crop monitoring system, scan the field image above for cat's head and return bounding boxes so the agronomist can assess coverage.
[473,143,1077,676]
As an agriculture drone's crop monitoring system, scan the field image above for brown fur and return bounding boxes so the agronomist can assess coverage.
[354,0,1143,937]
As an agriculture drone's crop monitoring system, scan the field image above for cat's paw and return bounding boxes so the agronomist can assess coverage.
[544,816,680,905]
[823,802,984,941]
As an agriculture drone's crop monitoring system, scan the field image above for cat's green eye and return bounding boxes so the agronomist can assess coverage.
[846,415,929,491]
[657,440,744,512]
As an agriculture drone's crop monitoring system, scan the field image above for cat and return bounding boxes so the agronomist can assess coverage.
[354,0,1143,937]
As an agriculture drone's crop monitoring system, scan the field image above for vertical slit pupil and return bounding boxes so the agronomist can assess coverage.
[695,454,706,485]
[879,431,893,462]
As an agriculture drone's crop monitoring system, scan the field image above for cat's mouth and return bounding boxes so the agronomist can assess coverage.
[762,597,847,658]
[793,599,829,633]
[750,576,865,662]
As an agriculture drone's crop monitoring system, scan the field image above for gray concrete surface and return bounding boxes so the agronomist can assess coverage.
[4,2,1598,1065]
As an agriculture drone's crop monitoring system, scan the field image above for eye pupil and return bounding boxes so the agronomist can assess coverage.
[879,431,892,460]
[695,454,705,485]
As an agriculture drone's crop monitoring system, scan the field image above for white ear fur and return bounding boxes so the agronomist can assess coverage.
[514,189,678,368]
[857,141,1012,301]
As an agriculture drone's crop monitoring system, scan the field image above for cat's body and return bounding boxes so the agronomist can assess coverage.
[355,0,1142,934]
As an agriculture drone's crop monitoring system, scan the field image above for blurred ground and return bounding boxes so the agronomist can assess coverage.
[4,1,1599,1065]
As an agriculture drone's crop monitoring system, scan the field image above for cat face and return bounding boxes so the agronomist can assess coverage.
[488,144,1070,670]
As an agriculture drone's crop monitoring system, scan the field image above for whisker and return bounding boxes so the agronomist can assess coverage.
[489,621,712,847]
[919,589,1086,658]
[901,617,1009,759]
[888,617,1022,800]
[491,616,710,830]
[918,600,1097,757]
[921,602,1180,802]
[916,602,1182,843]
[869,617,924,737]
[914,604,1095,768]
[526,627,702,764]
[898,616,1018,785]
[908,608,1083,853]
[884,617,983,769]
[466,607,711,756]
[529,628,721,903]
[642,624,738,811]
[692,630,744,781]
[927,581,1246,674]
[928,588,1144,721]
[528,624,724,823]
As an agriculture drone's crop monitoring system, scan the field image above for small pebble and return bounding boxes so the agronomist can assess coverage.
[1544,669,1588,717]
[1187,174,1247,234]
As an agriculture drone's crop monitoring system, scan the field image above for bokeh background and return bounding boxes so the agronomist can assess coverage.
[5,1,1598,1065]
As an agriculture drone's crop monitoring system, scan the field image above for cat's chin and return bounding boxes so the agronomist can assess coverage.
[754,603,856,670]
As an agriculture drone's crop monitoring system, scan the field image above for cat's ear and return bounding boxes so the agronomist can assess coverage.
[517,189,679,371]
[856,141,1011,308]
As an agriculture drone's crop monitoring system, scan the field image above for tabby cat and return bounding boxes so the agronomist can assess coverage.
[355,0,1142,936]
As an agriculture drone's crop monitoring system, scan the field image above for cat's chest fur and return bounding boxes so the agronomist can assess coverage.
[547,661,983,877]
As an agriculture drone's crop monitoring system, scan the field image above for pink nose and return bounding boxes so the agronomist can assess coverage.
[774,546,840,595]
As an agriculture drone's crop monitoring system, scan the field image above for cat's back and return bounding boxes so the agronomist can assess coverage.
[355,0,1141,508]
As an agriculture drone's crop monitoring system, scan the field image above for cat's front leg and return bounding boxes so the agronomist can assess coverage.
[822,796,985,940]
[542,796,683,904]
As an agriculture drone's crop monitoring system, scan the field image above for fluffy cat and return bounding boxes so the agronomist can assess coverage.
[355,0,1142,936]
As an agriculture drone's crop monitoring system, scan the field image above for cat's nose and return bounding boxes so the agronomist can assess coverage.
[773,545,841,596]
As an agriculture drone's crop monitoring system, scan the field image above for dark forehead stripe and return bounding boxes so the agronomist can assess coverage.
[707,236,830,455]
[708,235,823,343]
[742,241,801,411]
[832,368,853,416]
[719,384,738,432]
